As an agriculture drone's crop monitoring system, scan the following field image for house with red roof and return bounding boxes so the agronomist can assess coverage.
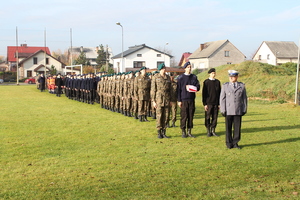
[178,52,192,67]
[7,44,66,78]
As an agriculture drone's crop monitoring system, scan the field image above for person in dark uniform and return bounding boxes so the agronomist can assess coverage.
[55,73,64,97]
[177,61,200,138]
[220,70,248,149]
[202,68,221,137]
[38,73,46,92]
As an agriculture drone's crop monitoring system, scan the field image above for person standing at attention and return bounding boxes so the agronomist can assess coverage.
[151,63,171,139]
[220,70,247,149]
[177,61,200,138]
[202,68,221,137]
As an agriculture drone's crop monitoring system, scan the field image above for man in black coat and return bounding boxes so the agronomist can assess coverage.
[177,62,200,138]
[202,68,221,137]
[38,74,46,92]
[55,73,64,97]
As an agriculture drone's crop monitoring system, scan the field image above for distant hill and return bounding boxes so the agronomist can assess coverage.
[197,61,299,102]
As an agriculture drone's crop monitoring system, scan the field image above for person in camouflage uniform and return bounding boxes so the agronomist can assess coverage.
[167,73,178,128]
[134,67,151,122]
[151,63,171,139]
[132,70,140,119]
[124,71,134,117]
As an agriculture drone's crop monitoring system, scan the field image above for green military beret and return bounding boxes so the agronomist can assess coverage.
[158,63,165,71]
[140,67,147,71]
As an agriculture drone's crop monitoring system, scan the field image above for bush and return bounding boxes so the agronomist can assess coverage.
[192,68,200,75]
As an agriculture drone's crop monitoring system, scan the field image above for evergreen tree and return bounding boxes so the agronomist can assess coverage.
[74,51,88,65]
[96,44,109,68]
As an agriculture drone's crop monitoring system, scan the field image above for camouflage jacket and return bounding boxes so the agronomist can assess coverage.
[134,75,151,101]
[151,73,171,105]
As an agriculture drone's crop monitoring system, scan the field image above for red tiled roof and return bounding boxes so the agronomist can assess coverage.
[178,52,192,66]
[7,45,51,62]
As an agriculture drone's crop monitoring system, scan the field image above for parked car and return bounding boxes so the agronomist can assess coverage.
[0,79,3,84]
[25,77,36,84]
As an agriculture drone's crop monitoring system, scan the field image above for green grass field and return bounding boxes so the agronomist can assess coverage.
[1,85,299,199]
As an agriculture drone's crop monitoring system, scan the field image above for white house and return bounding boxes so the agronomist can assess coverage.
[18,50,67,78]
[252,41,298,65]
[69,45,113,66]
[188,40,246,71]
[112,44,173,72]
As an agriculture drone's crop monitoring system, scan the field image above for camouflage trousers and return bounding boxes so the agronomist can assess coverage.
[126,98,132,112]
[156,104,169,130]
[167,101,177,123]
[138,100,149,116]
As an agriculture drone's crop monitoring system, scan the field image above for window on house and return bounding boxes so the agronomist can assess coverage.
[137,54,142,57]
[227,62,232,65]
[267,54,270,60]
[46,58,49,65]
[157,54,161,57]
[27,70,32,77]
[33,57,38,64]
[259,55,261,60]
[133,61,145,68]
[224,51,230,57]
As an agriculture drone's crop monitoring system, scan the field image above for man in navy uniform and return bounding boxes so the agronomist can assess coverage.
[220,70,247,149]
[177,61,200,138]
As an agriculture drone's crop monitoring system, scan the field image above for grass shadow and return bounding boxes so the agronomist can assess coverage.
[242,137,300,147]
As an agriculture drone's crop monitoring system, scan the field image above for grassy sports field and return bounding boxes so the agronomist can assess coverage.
[0,84,299,199]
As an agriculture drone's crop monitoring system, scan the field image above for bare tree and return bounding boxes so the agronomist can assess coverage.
[52,49,70,65]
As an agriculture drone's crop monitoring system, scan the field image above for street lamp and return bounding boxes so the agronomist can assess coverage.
[164,42,168,65]
[116,22,123,73]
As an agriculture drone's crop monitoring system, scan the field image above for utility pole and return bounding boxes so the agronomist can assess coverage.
[16,27,19,85]
[295,37,300,105]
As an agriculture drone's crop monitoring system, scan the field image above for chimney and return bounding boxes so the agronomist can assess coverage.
[21,44,27,48]
[200,44,205,51]
[95,46,99,52]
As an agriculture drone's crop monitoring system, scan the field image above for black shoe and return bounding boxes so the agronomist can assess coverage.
[143,115,150,122]
[227,146,232,149]
[207,127,212,137]
[139,115,143,122]
[233,144,241,149]
[161,129,169,138]
[181,129,187,138]
[211,128,219,137]
[187,129,196,138]
[157,130,163,139]
[134,113,138,119]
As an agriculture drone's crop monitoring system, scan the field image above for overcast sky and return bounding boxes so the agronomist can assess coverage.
[1,0,300,63]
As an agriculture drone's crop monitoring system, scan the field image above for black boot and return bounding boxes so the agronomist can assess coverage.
[207,127,212,137]
[187,128,196,138]
[128,112,132,117]
[157,130,163,139]
[211,127,219,137]
[172,121,176,127]
[124,111,128,116]
[147,111,151,117]
[182,129,187,138]
[134,113,138,119]
[161,129,169,138]
[144,115,150,122]
[139,115,143,122]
